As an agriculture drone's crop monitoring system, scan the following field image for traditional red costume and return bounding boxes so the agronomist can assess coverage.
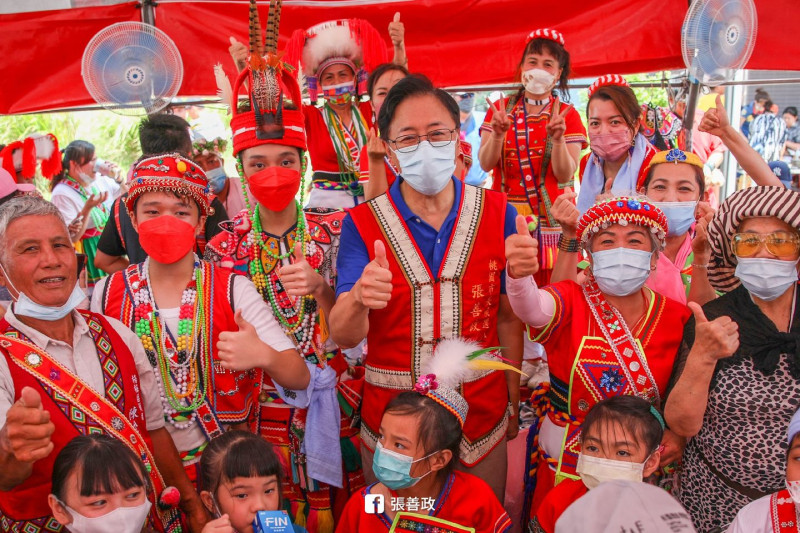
[348,186,510,466]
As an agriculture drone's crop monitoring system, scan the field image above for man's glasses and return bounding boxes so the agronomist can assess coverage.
[387,128,457,153]
[731,231,800,258]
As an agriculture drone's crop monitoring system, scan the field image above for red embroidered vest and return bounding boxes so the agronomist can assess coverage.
[349,185,509,466]
[0,312,150,527]
[100,262,259,429]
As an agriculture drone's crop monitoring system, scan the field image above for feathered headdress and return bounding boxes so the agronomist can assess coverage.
[221,0,306,156]
[0,133,61,182]
[284,19,389,101]
[414,338,525,427]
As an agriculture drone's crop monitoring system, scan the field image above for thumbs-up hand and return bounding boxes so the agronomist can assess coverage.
[698,94,730,137]
[228,36,248,72]
[0,386,55,464]
[505,215,540,279]
[353,241,393,309]
[216,310,266,371]
[546,105,570,143]
[688,302,739,361]
[550,186,579,237]
[388,12,405,47]
[280,243,325,298]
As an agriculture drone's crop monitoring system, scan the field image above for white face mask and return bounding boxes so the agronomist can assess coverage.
[393,141,456,196]
[521,68,556,96]
[651,201,697,237]
[78,171,95,185]
[591,247,653,297]
[735,257,799,301]
[787,479,800,504]
[0,262,86,321]
[62,499,151,533]
[576,453,646,490]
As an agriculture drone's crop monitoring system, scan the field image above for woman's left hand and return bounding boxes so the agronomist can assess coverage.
[546,107,569,143]
[659,429,686,466]
[388,12,405,48]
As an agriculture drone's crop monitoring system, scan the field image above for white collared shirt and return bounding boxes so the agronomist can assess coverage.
[0,308,164,432]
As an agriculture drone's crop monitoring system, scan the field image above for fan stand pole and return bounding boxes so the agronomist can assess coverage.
[140,0,157,26]
[681,81,701,152]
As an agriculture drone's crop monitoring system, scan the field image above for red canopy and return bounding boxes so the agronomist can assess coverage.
[1,0,795,115]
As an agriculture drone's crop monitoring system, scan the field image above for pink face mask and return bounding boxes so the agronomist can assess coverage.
[589,131,632,162]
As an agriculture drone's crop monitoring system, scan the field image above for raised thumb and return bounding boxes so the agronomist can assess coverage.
[688,302,708,324]
[293,243,305,263]
[229,36,237,45]
[715,94,724,111]
[393,11,401,22]
[515,215,529,236]
[374,240,389,268]
[234,309,252,331]
[20,386,42,410]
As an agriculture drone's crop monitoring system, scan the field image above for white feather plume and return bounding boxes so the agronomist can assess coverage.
[214,63,235,114]
[30,134,54,159]
[302,23,362,76]
[422,338,486,389]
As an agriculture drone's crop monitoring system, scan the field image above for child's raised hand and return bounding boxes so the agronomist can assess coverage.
[201,514,234,533]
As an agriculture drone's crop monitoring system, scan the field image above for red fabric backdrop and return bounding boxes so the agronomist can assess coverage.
[0,0,796,114]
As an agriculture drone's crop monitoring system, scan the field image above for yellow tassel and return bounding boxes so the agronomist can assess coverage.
[467,359,528,376]
[294,501,307,527]
[318,308,329,344]
[315,508,335,533]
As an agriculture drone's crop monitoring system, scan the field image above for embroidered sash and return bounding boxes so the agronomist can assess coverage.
[0,335,181,532]
[389,513,475,533]
[122,265,225,442]
[771,490,800,533]
[581,275,660,404]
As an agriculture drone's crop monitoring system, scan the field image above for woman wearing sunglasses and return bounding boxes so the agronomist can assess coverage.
[665,184,800,531]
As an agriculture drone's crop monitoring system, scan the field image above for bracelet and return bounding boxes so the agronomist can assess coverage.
[691,263,709,269]
[558,235,580,253]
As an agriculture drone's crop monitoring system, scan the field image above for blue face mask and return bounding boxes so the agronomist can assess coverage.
[652,201,697,237]
[205,166,228,195]
[372,442,438,490]
[0,263,85,321]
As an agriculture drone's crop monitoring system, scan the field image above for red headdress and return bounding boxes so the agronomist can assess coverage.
[125,153,212,216]
[526,28,565,46]
[219,0,306,156]
[0,133,61,182]
[588,74,630,98]
[284,19,389,101]
[576,196,668,249]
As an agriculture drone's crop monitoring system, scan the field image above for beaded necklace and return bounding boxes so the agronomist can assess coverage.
[132,257,213,429]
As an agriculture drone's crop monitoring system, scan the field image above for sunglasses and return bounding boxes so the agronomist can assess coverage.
[730,231,800,258]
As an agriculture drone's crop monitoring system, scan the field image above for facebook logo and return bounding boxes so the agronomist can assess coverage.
[364,493,385,514]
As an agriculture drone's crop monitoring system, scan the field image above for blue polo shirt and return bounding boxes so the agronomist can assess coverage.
[335,176,517,298]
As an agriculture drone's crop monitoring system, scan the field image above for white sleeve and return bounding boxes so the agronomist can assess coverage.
[232,276,298,353]
[50,188,82,225]
[90,276,109,314]
[724,496,771,533]
[104,317,165,432]
[505,273,556,328]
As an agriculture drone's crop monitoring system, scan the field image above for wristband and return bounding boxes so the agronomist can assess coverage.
[691,263,708,269]
[558,235,580,253]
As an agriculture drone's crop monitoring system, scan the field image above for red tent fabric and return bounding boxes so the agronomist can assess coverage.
[0,0,795,115]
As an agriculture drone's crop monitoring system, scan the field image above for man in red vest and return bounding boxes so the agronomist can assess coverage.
[0,196,207,531]
[329,75,523,502]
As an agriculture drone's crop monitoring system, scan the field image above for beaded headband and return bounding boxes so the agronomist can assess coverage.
[126,153,212,217]
[526,28,565,46]
[576,196,668,249]
[588,74,630,98]
[414,338,525,428]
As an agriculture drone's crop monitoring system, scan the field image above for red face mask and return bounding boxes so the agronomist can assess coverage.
[247,167,301,212]
[138,215,197,264]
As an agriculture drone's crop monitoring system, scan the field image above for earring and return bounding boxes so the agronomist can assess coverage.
[631,138,636,147]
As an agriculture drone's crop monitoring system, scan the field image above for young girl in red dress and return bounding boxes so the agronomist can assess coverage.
[531,395,664,533]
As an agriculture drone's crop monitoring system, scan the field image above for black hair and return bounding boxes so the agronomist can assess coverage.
[785,107,798,118]
[51,434,148,502]
[199,430,284,495]
[384,392,462,480]
[580,396,664,454]
[755,88,770,103]
[366,63,411,100]
[139,113,192,157]
[51,140,95,191]
[764,100,775,113]
[642,162,705,198]
[377,75,460,141]
[515,38,571,102]
[587,85,642,133]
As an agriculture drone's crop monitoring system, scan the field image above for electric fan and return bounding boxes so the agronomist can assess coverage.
[82,22,183,116]
[679,0,757,149]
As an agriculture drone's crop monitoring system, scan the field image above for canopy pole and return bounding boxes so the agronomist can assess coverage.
[140,0,157,26]
[682,82,701,151]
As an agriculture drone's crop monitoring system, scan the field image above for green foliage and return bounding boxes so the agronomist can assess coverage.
[627,72,672,109]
